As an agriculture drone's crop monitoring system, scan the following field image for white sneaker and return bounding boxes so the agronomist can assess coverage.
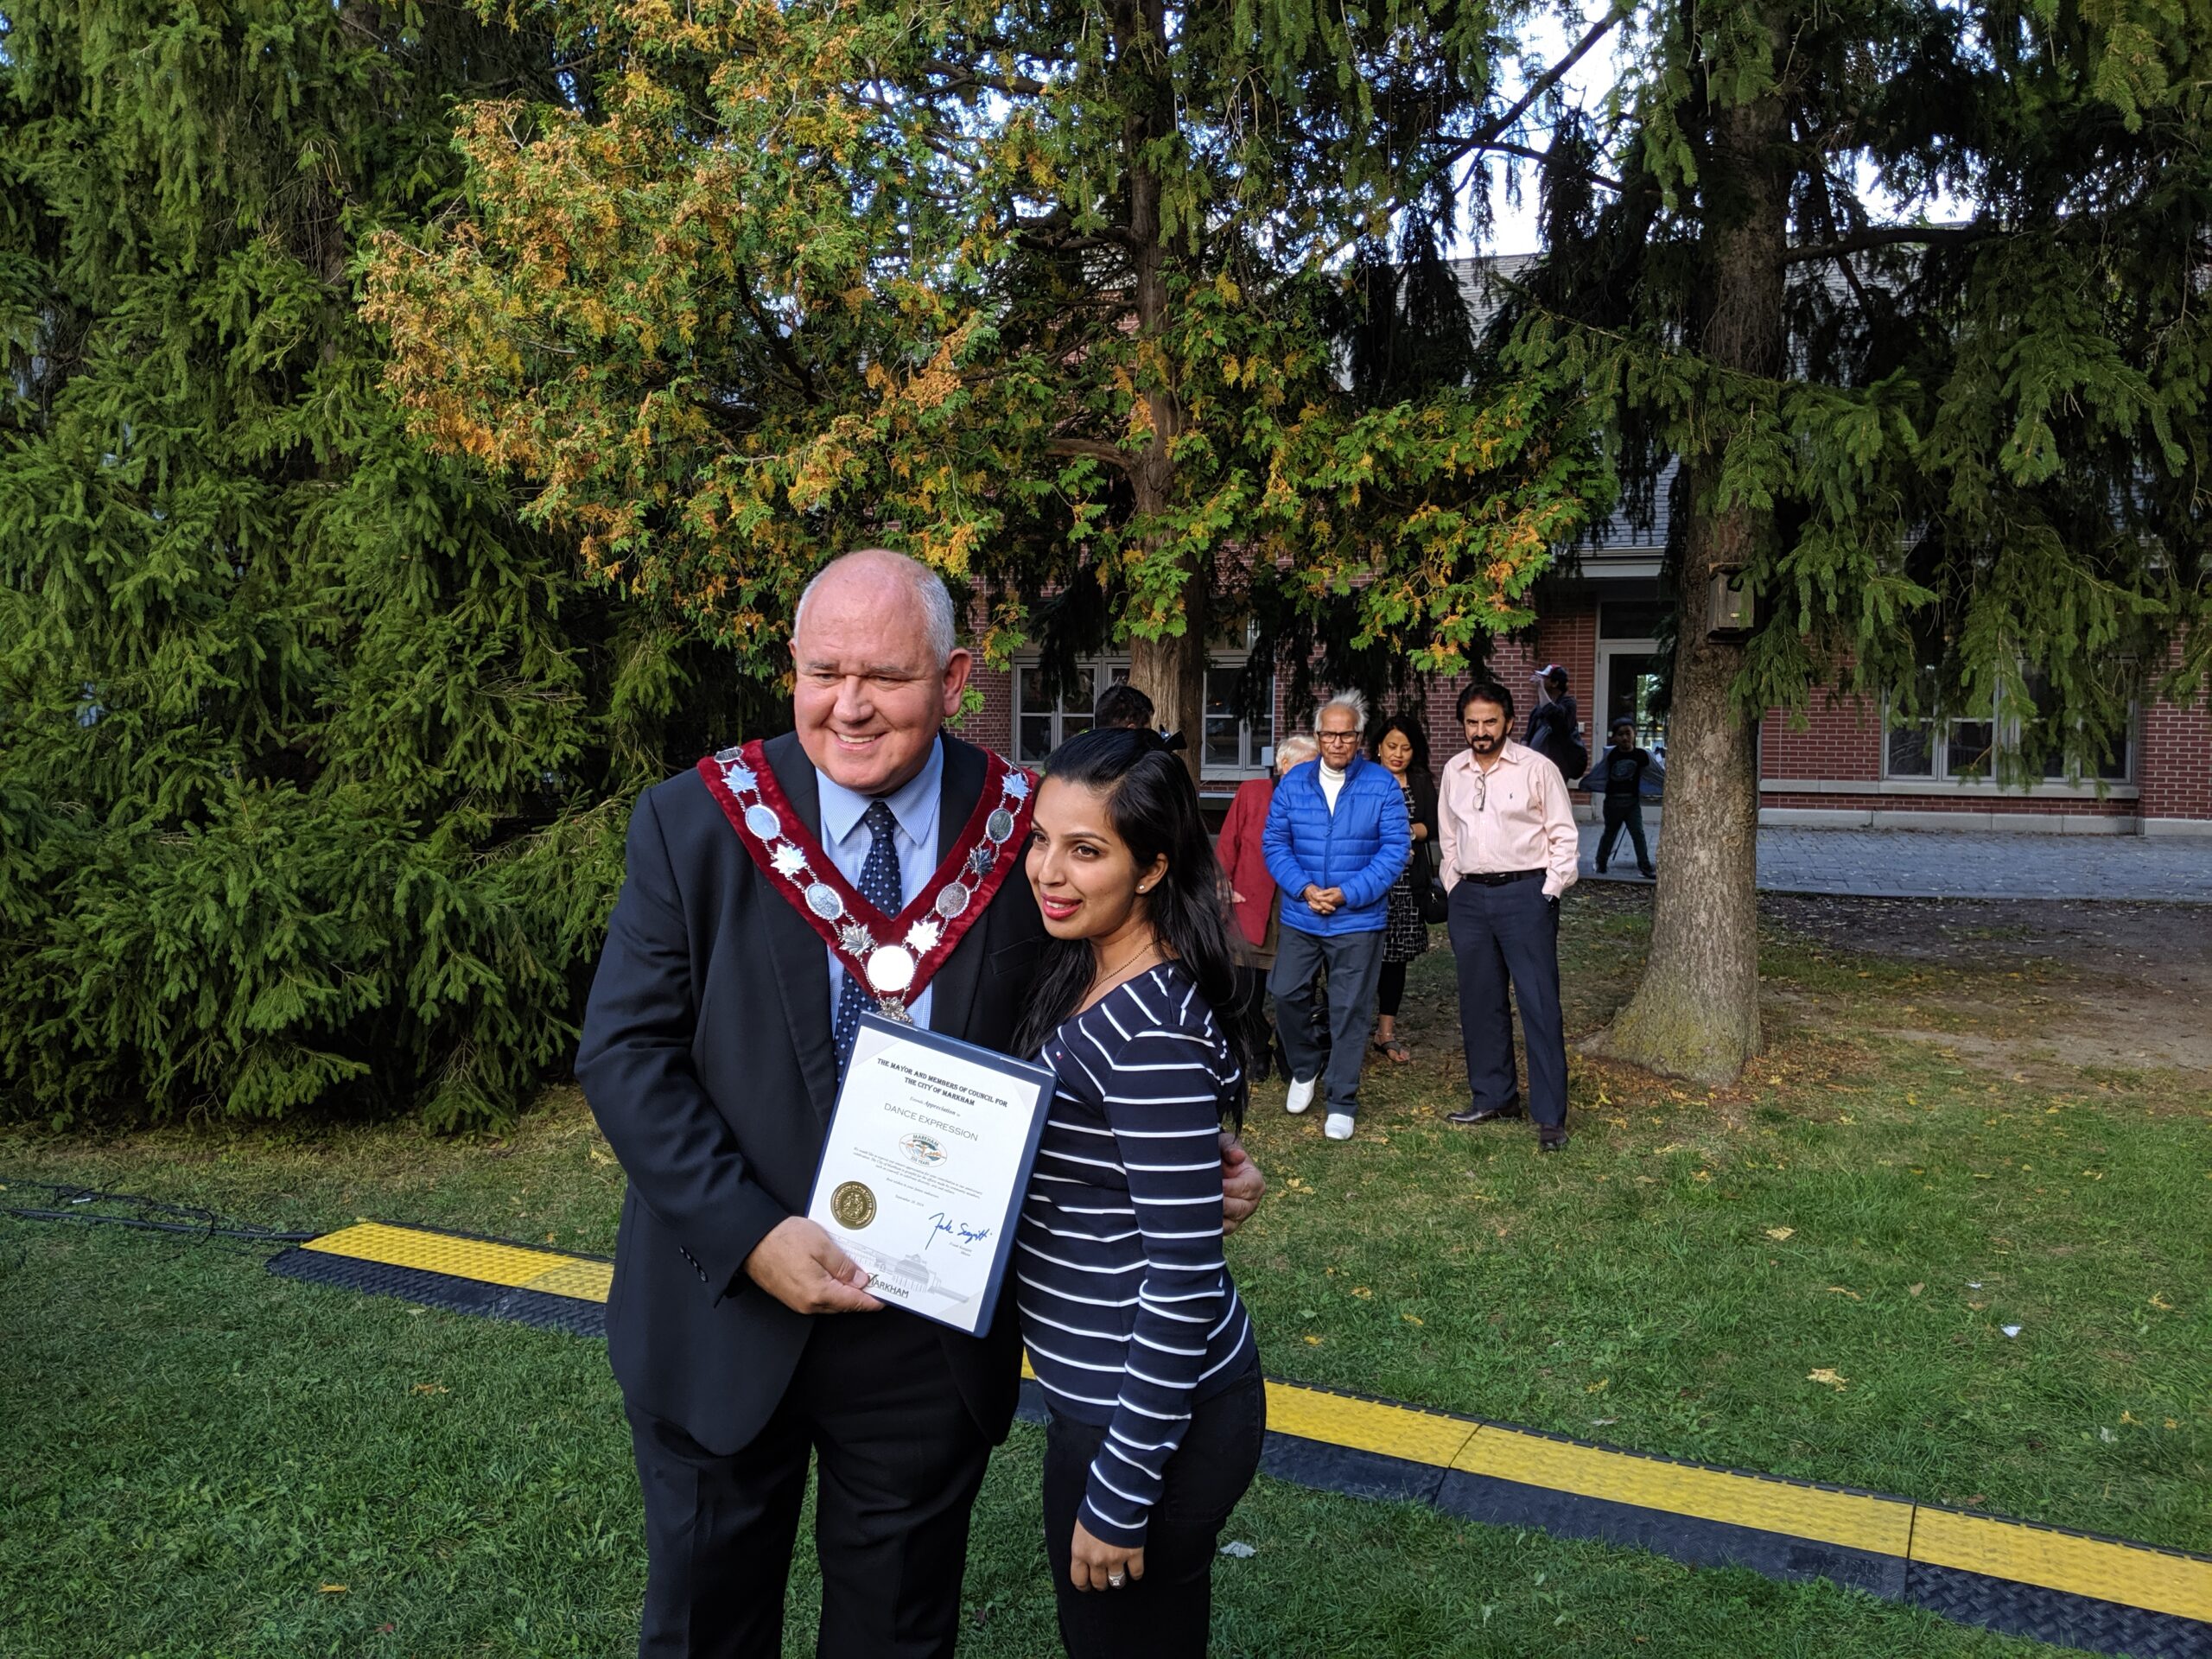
[1325,1112,1356,1141]
[1284,1076,1318,1116]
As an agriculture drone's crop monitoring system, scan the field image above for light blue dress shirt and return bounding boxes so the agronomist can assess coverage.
[815,736,944,1030]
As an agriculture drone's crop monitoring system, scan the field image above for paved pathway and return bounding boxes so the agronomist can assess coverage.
[1577,817,2212,903]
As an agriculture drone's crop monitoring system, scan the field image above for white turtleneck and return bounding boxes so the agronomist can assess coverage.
[1319,760,1347,812]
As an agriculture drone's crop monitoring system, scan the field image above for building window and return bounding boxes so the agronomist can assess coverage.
[1014,663,1120,766]
[1885,670,2132,784]
[1202,664,1274,774]
[1014,657,1274,779]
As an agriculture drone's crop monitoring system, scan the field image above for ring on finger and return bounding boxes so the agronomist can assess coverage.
[1107,1572,1127,1588]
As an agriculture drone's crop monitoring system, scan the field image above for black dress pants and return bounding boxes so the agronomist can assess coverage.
[1446,877,1568,1128]
[626,1308,994,1659]
[1042,1367,1266,1659]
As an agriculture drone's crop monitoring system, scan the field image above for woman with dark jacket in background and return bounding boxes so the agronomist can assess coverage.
[1216,734,1318,1082]
[1370,714,1438,1064]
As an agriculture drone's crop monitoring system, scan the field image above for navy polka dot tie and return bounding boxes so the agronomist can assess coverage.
[834,799,904,1071]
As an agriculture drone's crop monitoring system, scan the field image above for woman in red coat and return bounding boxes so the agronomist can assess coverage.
[1217,734,1317,1082]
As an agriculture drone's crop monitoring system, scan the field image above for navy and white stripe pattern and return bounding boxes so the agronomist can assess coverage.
[1018,963,1256,1548]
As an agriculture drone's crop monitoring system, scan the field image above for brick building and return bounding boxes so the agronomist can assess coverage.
[953,586,2210,836]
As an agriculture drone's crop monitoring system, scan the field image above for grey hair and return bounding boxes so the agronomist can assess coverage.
[1313,690,1369,730]
[793,549,957,667]
[1274,734,1320,769]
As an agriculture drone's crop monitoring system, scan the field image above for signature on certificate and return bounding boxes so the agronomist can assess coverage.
[926,1211,993,1250]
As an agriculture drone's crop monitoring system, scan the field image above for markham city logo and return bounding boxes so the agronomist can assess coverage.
[830,1180,876,1230]
[900,1134,947,1167]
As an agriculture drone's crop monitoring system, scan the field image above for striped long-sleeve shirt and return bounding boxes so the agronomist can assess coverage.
[1017,963,1258,1547]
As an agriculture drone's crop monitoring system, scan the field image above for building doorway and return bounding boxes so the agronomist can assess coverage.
[1596,601,1669,760]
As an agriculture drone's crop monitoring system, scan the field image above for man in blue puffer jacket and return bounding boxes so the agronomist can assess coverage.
[1262,691,1413,1141]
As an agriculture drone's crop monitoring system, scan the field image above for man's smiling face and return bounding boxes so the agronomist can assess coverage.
[790,555,972,797]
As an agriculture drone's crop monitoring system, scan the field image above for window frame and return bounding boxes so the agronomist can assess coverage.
[1009,652,1276,781]
[1882,684,2137,790]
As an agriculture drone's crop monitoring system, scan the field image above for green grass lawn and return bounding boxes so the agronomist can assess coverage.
[3,890,2205,1656]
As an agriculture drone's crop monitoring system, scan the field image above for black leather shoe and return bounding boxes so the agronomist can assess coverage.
[1448,1100,1524,1126]
[1538,1128,1569,1153]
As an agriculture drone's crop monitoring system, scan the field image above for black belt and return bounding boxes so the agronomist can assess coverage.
[1458,868,1544,886]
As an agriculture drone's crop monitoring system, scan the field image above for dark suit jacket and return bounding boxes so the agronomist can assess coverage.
[576,730,1048,1456]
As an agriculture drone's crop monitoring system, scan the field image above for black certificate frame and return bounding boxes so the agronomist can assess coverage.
[806,1012,1057,1338]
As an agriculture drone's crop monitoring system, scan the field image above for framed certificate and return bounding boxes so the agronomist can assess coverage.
[806,1013,1057,1337]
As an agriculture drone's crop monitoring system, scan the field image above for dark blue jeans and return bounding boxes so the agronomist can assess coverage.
[1446,878,1568,1128]
[1043,1366,1267,1659]
[1268,925,1385,1119]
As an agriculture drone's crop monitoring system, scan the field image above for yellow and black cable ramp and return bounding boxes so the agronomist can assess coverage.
[268,1221,2210,1659]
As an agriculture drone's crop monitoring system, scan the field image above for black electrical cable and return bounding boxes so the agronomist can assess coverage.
[0,1178,316,1243]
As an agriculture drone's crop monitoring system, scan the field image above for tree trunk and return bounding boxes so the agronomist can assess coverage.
[1586,84,1786,1088]
[1113,0,1208,784]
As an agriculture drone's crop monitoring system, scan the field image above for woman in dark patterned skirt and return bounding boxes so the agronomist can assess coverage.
[1369,713,1438,1065]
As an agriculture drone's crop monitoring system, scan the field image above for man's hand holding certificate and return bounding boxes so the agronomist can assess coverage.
[807,1013,1055,1336]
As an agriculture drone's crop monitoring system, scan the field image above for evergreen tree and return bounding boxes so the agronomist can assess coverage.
[1512,0,2209,1084]
[0,0,748,1126]
[365,0,1615,759]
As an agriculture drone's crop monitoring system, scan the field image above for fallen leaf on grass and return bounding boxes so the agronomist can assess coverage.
[411,1382,449,1395]
[1586,1378,1609,1395]
[1219,1541,1256,1559]
[2001,1325,2022,1338]
[1303,1334,1323,1345]
[1807,1369,1848,1390]
[2120,1411,2141,1426]
[1827,1286,1862,1301]
[1654,1142,1686,1154]
[319,1585,348,1595]
[1908,1283,1924,1296]
[1350,1286,1372,1298]
[1764,1226,1795,1242]
[2149,1294,2174,1311]
[1402,1314,1424,1326]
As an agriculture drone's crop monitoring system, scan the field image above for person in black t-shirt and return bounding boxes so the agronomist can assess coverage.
[1592,717,1656,878]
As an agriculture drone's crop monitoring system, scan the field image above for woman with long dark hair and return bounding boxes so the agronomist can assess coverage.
[1014,726,1263,1659]
[1369,712,1439,1064]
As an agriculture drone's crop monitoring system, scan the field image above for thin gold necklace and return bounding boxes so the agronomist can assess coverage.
[1087,938,1163,1005]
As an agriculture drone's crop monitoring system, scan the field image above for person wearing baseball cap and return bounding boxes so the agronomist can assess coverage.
[1523,664,1584,779]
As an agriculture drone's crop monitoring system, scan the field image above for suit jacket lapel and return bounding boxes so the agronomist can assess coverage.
[761,731,841,1121]
[927,734,991,1040]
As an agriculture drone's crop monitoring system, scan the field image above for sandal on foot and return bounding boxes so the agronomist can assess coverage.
[1371,1037,1412,1065]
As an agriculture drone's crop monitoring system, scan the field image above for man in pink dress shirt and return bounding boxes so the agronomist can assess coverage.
[1436,680,1582,1151]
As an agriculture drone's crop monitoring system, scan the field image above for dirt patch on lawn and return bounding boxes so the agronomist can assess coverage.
[1761,893,2212,1090]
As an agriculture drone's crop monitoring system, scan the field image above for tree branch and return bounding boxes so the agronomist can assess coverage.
[1047,436,1133,473]
[1777,224,1988,264]
[1437,3,1630,172]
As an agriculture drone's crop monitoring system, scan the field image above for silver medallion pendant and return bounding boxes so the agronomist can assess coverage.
[865,944,917,995]
[804,882,844,921]
[986,808,1016,843]
[742,804,782,842]
[935,882,972,919]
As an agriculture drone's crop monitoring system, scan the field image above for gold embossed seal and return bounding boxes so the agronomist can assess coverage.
[830,1180,877,1230]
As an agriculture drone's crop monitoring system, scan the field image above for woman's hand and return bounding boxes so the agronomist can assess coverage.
[1070,1517,1145,1592]
[1410,823,1428,841]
